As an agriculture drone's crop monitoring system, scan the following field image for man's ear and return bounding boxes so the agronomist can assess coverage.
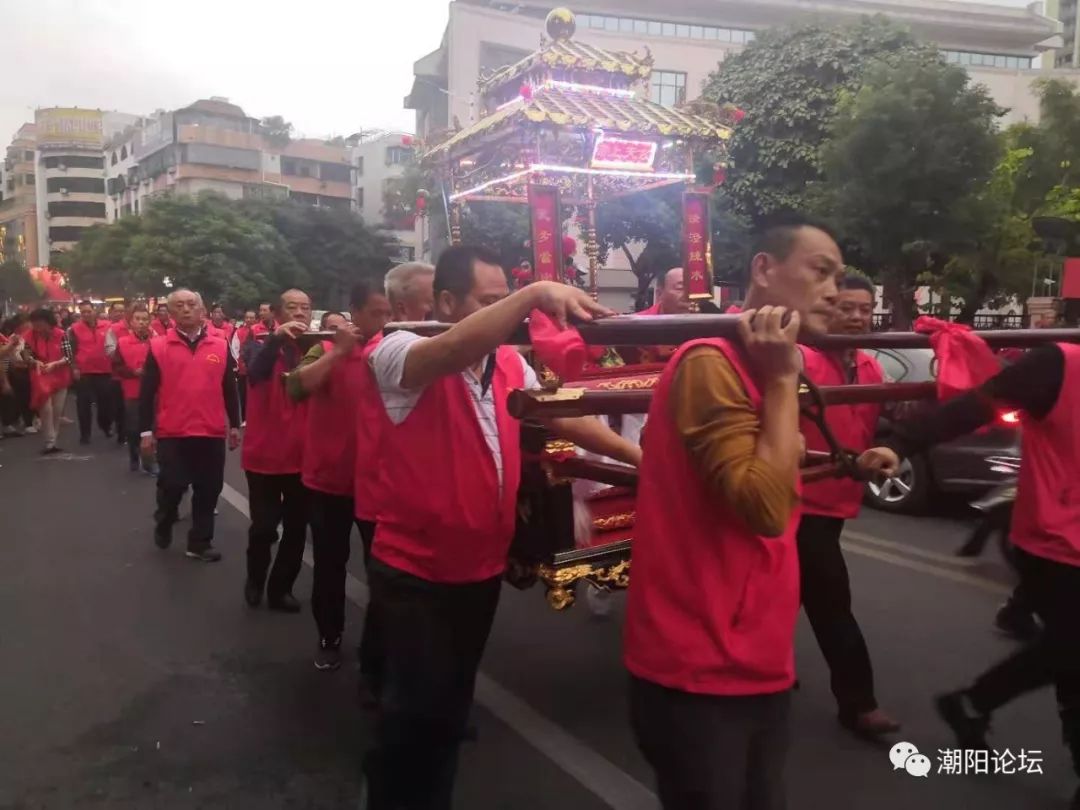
[749,252,771,289]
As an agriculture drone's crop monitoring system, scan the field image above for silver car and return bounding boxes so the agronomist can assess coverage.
[862,348,1021,513]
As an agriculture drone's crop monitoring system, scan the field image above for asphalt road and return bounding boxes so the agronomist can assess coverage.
[1,425,1076,810]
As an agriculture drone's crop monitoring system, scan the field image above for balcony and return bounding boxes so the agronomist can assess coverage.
[281,174,352,199]
[279,139,351,165]
[176,124,265,152]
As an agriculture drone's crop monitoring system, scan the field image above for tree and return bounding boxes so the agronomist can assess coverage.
[457,201,531,271]
[595,186,682,308]
[58,216,144,298]
[816,56,1003,327]
[702,17,939,225]
[0,259,40,308]
[935,148,1048,322]
[260,115,293,148]
[245,200,398,309]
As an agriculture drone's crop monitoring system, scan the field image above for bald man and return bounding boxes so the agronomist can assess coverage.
[640,268,693,316]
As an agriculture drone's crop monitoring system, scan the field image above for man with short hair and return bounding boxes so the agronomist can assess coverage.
[114,305,155,472]
[624,217,898,809]
[69,299,115,445]
[288,279,392,671]
[384,261,436,323]
[105,301,132,446]
[797,273,899,738]
[151,303,173,337]
[232,310,259,421]
[242,288,312,612]
[209,304,236,344]
[641,267,693,316]
[363,245,641,809]
[139,289,241,562]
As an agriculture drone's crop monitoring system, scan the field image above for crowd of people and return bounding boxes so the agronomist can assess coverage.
[3,213,1079,810]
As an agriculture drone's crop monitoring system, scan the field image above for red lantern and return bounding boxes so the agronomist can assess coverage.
[732,108,746,123]
[562,235,577,256]
[401,134,414,147]
[520,83,533,100]
[415,195,427,212]
[712,166,727,185]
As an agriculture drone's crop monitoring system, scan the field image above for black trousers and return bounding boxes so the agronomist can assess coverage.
[355,520,382,688]
[797,514,878,717]
[968,547,1080,776]
[245,471,307,599]
[155,437,226,549]
[76,373,114,440]
[630,676,791,810]
[1,367,33,427]
[111,380,126,440]
[364,560,501,810]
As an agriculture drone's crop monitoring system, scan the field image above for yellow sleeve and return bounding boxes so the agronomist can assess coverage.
[671,346,799,537]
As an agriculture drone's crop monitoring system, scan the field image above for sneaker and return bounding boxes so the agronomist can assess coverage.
[185,545,222,562]
[935,691,990,750]
[839,708,902,738]
[142,463,160,477]
[41,445,62,456]
[23,425,38,435]
[2,426,21,437]
[60,416,73,424]
[315,637,343,671]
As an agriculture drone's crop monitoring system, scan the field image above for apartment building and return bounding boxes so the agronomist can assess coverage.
[0,123,39,266]
[351,131,421,261]
[1046,0,1080,67]
[406,0,1075,136]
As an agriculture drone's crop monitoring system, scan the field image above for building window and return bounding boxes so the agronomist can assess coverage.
[23,150,33,161]
[385,146,413,166]
[48,225,88,243]
[47,176,105,194]
[357,187,364,209]
[111,152,118,166]
[48,200,107,219]
[43,155,104,170]
[943,50,1031,69]
[25,173,34,185]
[576,13,753,44]
[356,156,364,176]
[320,162,351,184]
[650,70,687,107]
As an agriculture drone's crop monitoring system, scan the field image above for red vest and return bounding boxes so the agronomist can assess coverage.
[624,338,801,695]
[151,319,173,337]
[116,334,152,400]
[301,341,368,496]
[373,345,525,583]
[799,348,884,519]
[242,348,307,475]
[71,319,112,374]
[149,330,229,438]
[1011,343,1080,567]
[110,321,130,340]
[27,327,73,390]
[354,333,388,521]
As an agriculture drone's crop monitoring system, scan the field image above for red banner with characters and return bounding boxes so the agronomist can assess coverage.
[528,184,563,283]
[682,190,712,300]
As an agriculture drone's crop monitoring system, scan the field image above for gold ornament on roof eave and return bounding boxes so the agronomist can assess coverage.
[546,7,577,41]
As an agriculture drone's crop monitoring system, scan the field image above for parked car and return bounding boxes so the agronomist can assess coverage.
[862,348,1021,513]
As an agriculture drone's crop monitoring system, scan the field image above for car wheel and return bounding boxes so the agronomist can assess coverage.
[864,455,929,513]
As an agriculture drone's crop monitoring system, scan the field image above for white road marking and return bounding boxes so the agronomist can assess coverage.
[842,528,982,568]
[218,482,659,810]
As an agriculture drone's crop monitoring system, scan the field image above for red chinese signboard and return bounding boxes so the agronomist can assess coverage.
[590,135,657,171]
[528,184,563,283]
[682,190,712,300]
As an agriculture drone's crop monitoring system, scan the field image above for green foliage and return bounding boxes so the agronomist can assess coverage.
[0,259,40,306]
[260,115,293,148]
[458,201,531,271]
[816,55,1003,327]
[703,16,939,224]
[59,193,399,311]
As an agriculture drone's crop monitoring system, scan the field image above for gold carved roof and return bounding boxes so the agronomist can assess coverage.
[479,39,653,95]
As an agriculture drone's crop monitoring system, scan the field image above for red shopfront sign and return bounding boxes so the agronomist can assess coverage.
[528,183,563,283]
[682,190,712,300]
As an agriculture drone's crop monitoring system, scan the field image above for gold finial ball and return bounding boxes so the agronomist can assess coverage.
[546,7,576,41]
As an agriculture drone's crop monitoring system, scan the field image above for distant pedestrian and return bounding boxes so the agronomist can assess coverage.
[139,289,241,562]
[241,288,312,612]
[151,303,173,337]
[105,301,131,446]
[232,310,258,422]
[25,308,74,454]
[69,300,115,445]
[113,304,155,473]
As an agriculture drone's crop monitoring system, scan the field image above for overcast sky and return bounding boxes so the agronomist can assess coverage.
[0,0,1041,145]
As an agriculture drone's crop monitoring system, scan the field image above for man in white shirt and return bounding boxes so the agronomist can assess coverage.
[363,244,640,810]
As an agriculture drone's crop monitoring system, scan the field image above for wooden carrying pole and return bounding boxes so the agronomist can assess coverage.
[507,382,937,420]
[383,315,1080,350]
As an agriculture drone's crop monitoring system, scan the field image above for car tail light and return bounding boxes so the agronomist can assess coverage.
[998,410,1020,427]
